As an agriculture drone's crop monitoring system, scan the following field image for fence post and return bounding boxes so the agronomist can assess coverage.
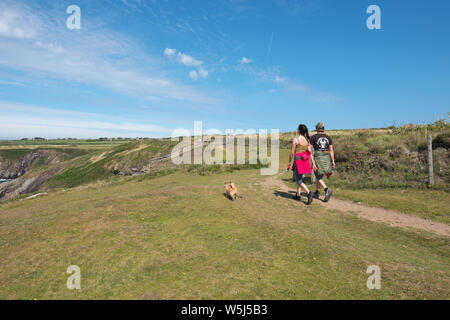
[427,134,434,186]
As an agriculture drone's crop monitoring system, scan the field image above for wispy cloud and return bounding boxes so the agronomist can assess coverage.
[275,75,287,83]
[0,5,40,39]
[275,0,320,17]
[0,101,172,139]
[0,2,216,105]
[240,57,253,64]
[237,63,338,103]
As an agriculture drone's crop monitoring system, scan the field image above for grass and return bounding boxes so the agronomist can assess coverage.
[0,168,449,299]
[46,153,112,189]
[0,149,33,161]
[0,125,449,299]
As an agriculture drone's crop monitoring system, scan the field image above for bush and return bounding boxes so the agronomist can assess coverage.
[433,132,450,149]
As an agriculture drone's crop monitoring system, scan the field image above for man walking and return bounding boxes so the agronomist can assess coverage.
[310,122,335,202]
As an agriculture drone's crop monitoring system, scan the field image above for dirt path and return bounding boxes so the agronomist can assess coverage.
[262,173,450,237]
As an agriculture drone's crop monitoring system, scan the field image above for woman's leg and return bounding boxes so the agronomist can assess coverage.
[301,182,314,204]
[295,173,304,200]
[300,182,310,194]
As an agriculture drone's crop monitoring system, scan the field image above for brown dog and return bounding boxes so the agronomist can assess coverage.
[224,181,238,201]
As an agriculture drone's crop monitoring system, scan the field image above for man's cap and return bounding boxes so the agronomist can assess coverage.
[315,122,325,130]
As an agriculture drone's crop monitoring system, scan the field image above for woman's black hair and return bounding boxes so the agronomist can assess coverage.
[297,124,310,142]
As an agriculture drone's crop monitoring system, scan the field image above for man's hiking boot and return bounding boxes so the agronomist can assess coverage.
[313,190,320,199]
[324,189,333,202]
[294,194,301,201]
[306,192,313,205]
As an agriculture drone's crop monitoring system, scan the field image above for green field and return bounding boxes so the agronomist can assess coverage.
[0,125,449,299]
[0,168,448,299]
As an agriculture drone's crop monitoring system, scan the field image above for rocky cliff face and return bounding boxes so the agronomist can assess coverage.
[0,150,50,179]
[0,149,56,199]
[0,164,64,200]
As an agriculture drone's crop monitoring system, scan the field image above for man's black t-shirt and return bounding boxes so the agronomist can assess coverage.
[310,133,333,151]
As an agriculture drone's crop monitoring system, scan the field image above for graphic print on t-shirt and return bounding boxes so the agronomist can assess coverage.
[317,137,329,150]
[311,134,332,151]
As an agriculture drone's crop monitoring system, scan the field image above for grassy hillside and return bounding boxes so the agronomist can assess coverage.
[2,120,448,199]
[46,139,176,188]
[0,123,448,299]
[0,168,448,299]
[280,121,449,191]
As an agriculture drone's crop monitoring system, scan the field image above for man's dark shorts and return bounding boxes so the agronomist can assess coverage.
[314,171,325,180]
[314,171,332,180]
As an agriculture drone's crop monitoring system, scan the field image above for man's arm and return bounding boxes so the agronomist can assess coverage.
[329,145,335,168]
[309,143,317,171]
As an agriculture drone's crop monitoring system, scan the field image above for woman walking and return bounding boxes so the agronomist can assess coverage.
[287,124,316,204]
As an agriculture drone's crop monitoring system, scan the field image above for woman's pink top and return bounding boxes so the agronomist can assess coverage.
[294,150,312,174]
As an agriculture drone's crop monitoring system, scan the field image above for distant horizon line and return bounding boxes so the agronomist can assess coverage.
[1,118,447,141]
[0,126,427,141]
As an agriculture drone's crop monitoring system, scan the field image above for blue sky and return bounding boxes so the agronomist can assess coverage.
[0,0,449,139]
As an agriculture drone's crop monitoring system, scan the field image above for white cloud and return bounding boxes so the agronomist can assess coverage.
[164,47,176,57]
[188,69,208,80]
[177,52,203,67]
[189,70,198,80]
[198,68,208,79]
[240,57,253,64]
[164,48,208,80]
[275,75,287,83]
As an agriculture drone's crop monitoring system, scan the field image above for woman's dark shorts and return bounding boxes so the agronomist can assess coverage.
[292,162,305,185]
